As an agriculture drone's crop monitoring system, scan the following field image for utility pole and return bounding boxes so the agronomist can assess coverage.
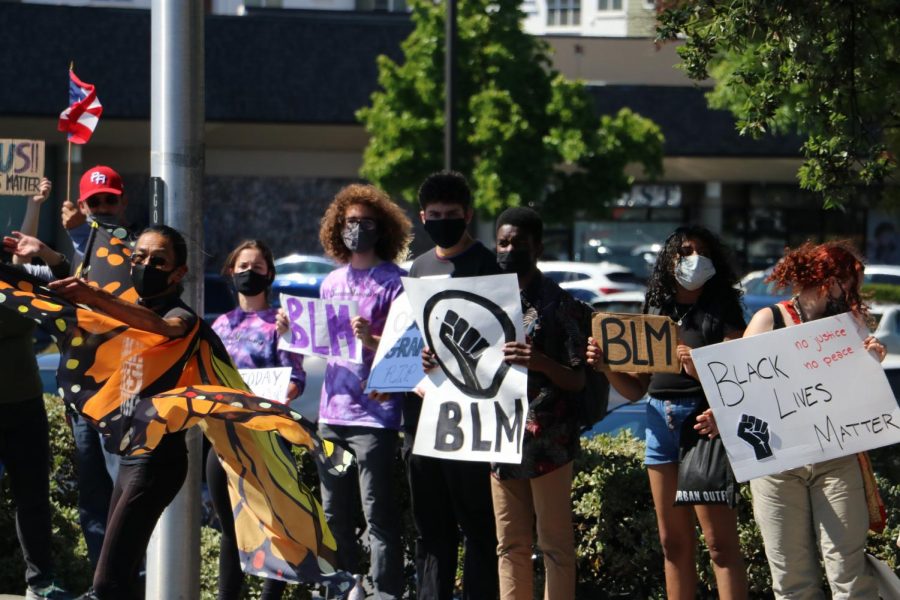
[444,0,457,171]
[147,1,205,597]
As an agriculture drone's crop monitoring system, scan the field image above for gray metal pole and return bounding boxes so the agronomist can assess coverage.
[148,1,205,598]
[444,0,456,171]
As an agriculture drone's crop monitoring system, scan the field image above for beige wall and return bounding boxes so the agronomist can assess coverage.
[545,36,708,86]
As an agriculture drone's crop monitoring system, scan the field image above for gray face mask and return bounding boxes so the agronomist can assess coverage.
[342,222,378,253]
[674,254,716,291]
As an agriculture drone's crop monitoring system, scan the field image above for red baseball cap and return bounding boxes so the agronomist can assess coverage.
[79,165,124,202]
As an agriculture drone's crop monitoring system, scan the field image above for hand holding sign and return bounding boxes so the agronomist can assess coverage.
[737,414,773,460]
[591,313,681,374]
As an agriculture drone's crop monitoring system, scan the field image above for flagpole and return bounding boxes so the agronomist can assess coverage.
[66,61,74,206]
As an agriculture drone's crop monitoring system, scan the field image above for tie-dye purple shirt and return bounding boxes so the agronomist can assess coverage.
[212,307,306,394]
[318,262,406,430]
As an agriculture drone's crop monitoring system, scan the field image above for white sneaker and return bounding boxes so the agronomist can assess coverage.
[347,575,366,600]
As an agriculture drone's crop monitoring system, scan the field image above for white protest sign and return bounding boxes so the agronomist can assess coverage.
[364,293,426,394]
[403,274,528,464]
[278,294,362,363]
[238,367,292,405]
[691,313,900,482]
[0,139,44,196]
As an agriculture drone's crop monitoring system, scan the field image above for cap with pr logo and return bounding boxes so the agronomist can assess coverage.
[79,165,124,202]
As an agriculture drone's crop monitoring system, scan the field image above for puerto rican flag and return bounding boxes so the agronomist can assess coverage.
[57,70,103,145]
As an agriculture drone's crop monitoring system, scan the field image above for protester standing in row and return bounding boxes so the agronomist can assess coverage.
[737,241,884,598]
[51,225,195,600]
[59,166,131,568]
[310,184,411,599]
[406,171,500,600]
[0,178,72,600]
[490,207,587,600]
[207,239,306,600]
[587,225,748,600]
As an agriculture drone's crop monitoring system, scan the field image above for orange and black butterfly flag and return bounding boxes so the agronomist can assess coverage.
[0,263,354,593]
[77,218,138,303]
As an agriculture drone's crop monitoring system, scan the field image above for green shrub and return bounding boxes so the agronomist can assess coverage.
[863,283,900,304]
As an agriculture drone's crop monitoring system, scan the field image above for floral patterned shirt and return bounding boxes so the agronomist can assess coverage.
[492,273,590,480]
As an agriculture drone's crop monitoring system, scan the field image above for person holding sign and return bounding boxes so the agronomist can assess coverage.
[489,207,589,600]
[207,240,306,600]
[405,171,501,600]
[734,241,884,599]
[305,184,411,599]
[587,226,748,600]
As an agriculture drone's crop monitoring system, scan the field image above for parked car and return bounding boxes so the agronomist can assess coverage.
[538,261,645,296]
[272,254,337,303]
[582,399,648,441]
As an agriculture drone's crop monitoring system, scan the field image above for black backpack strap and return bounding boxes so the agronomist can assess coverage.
[769,304,786,330]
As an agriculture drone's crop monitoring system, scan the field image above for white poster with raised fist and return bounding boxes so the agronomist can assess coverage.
[402,274,528,463]
[691,313,900,482]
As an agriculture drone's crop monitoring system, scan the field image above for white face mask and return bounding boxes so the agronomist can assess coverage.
[675,254,716,291]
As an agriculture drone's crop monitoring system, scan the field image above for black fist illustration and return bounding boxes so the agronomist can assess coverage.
[737,414,774,460]
[439,309,490,391]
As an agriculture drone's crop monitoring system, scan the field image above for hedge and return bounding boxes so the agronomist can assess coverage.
[2,397,899,598]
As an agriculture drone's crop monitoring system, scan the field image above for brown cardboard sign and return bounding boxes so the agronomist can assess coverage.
[592,312,681,373]
[0,139,44,196]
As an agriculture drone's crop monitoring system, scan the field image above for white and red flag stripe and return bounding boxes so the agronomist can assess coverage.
[57,69,103,145]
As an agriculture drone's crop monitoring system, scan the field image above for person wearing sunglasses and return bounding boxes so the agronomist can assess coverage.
[50,225,193,600]
[54,166,133,572]
[60,166,130,265]
[586,226,749,600]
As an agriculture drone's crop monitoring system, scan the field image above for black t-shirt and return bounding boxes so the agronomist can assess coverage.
[408,241,500,279]
[120,291,197,464]
[647,290,745,398]
[403,241,500,436]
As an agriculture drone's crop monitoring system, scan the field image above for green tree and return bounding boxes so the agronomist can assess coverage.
[356,0,664,220]
[657,0,900,208]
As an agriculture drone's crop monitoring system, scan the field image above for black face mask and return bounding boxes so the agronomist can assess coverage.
[342,223,378,254]
[824,295,851,316]
[497,249,533,277]
[424,218,467,249]
[233,269,269,297]
[131,264,174,298]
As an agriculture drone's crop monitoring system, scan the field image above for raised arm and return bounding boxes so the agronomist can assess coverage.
[49,276,191,338]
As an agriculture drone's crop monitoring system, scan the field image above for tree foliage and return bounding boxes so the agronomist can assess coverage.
[357,0,664,220]
[657,0,900,208]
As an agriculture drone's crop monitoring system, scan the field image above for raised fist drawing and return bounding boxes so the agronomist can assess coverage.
[439,309,490,391]
[737,414,773,460]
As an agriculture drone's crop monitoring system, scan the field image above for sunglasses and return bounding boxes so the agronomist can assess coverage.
[346,217,377,231]
[677,244,704,257]
[85,195,120,209]
[130,254,169,269]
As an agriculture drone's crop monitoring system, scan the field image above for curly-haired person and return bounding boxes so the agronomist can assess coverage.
[281,184,412,600]
[737,241,884,599]
[587,225,748,600]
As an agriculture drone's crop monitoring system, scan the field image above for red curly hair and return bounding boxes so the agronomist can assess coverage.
[767,240,868,316]
[319,184,412,264]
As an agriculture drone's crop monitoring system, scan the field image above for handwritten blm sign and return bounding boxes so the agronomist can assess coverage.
[591,313,681,373]
[278,294,362,364]
[1,139,44,196]
[365,294,426,394]
[403,274,528,464]
[238,367,292,405]
[691,313,900,482]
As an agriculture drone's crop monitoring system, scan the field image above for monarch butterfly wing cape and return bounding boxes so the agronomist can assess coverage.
[0,264,354,593]
[77,219,139,303]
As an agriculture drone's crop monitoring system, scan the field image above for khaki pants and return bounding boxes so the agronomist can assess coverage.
[491,462,575,600]
[750,455,877,599]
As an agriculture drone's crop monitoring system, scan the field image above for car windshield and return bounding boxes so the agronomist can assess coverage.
[865,273,900,286]
[744,275,780,296]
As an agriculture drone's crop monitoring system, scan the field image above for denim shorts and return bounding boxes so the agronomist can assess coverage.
[644,395,701,465]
